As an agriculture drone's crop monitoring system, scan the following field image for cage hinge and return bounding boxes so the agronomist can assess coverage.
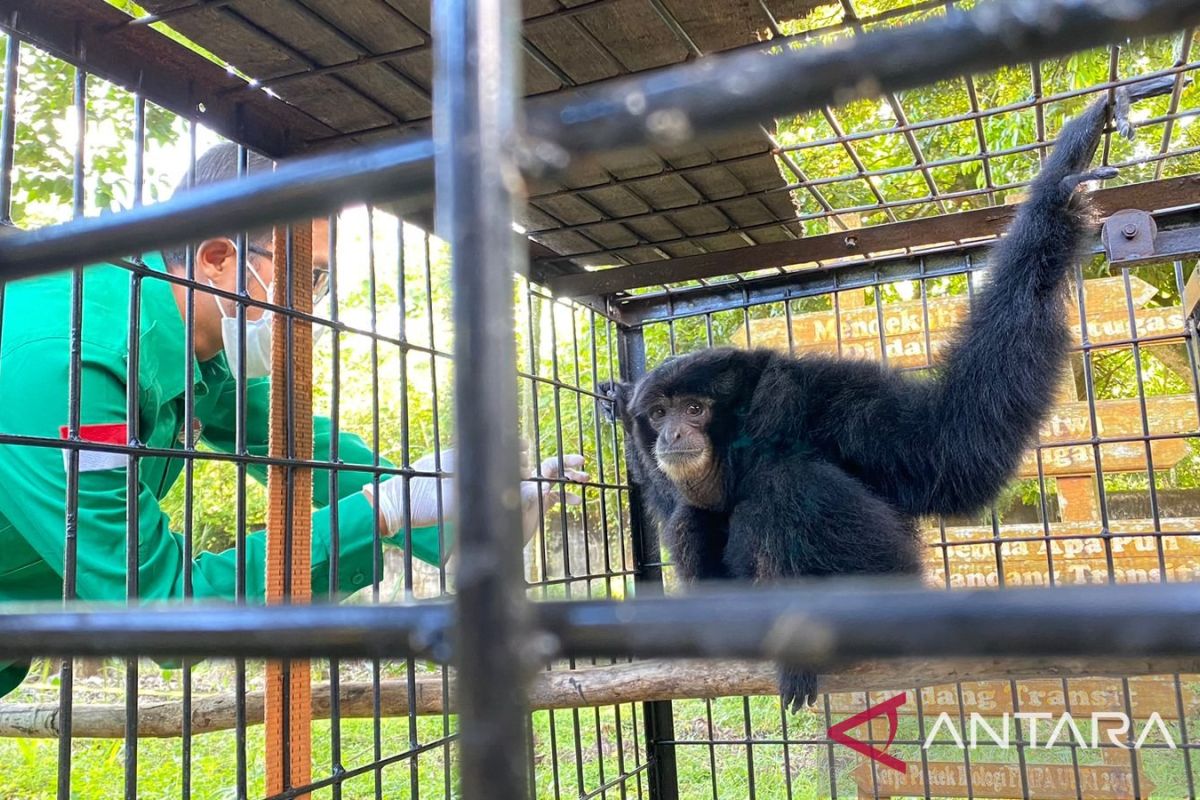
[1103,208,1200,269]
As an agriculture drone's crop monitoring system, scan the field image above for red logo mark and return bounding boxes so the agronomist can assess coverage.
[827,693,908,773]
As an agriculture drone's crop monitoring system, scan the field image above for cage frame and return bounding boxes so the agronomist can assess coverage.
[0,1,1199,799]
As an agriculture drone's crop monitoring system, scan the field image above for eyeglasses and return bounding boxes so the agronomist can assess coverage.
[246,244,331,304]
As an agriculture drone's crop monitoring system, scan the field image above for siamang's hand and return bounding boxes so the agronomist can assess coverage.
[779,666,819,713]
[596,380,631,425]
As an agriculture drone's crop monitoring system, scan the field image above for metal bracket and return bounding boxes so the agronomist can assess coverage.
[1102,209,1158,264]
[1102,208,1200,269]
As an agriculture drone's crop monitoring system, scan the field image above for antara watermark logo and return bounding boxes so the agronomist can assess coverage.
[826,693,1178,774]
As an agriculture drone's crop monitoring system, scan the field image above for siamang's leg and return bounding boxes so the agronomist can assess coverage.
[725,456,922,711]
[664,505,731,582]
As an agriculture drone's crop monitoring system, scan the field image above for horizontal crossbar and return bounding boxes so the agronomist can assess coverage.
[0,0,1198,283]
[2,582,1200,663]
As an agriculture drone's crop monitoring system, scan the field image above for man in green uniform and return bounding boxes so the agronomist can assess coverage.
[0,143,585,698]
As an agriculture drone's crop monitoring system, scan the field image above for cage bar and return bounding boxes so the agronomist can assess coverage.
[1,0,1198,282]
[432,0,530,798]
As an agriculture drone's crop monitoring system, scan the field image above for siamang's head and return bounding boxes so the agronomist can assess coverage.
[599,348,767,489]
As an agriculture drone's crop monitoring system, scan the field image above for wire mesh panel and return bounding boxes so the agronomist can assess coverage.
[0,32,645,800]
[618,240,1200,798]
[516,281,649,800]
[1,1,1200,799]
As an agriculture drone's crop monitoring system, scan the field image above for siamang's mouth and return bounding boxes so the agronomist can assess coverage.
[656,448,705,464]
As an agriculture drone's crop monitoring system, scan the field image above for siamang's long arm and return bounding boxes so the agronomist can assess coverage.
[794,87,1149,517]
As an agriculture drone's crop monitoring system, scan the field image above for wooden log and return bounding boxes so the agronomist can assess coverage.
[3,657,1200,739]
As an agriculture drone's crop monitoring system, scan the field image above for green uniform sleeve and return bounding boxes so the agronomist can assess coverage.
[199,375,393,505]
[0,341,379,603]
[198,373,446,566]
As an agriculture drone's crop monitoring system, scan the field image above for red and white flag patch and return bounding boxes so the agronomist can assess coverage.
[59,423,128,472]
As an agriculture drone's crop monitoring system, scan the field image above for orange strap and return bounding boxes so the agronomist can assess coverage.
[265,223,314,798]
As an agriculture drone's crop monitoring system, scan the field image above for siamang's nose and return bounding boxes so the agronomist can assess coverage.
[669,427,682,442]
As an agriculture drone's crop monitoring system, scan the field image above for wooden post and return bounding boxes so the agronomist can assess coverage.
[265,223,315,798]
[1057,476,1101,522]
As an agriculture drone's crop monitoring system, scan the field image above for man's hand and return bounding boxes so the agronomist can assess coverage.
[520,453,589,543]
[366,444,589,542]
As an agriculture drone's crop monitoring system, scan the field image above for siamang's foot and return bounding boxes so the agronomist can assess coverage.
[1060,166,1119,196]
[779,666,819,713]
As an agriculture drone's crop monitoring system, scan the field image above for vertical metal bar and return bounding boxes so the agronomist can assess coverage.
[234,143,250,800]
[420,231,453,800]
[550,300,588,796]
[1171,259,1199,799]
[180,118,198,800]
[927,261,973,800]
[325,211,344,800]
[397,216,421,800]
[123,82,147,800]
[433,0,529,795]
[57,56,86,800]
[524,287,562,799]
[366,207,385,800]
[0,34,18,221]
[619,325,679,800]
[132,94,145,208]
[524,289,551,596]
[0,34,14,452]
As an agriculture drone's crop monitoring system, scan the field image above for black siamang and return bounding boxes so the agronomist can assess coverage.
[600,80,1172,712]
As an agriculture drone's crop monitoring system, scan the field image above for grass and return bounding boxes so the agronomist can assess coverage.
[2,663,1199,798]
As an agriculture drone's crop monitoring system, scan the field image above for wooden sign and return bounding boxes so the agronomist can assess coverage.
[928,518,1200,588]
[851,761,1154,800]
[735,276,1184,370]
[1017,395,1194,478]
[829,675,1198,719]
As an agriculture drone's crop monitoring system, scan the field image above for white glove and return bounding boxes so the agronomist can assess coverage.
[371,445,588,543]
[520,453,589,543]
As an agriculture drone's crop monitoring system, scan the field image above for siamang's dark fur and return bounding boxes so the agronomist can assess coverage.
[600,86,1156,712]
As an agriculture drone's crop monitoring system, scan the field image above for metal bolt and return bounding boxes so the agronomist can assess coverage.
[844,235,859,249]
[1121,223,1139,240]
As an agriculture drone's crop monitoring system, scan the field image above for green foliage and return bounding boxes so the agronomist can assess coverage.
[6,42,181,228]
[776,6,1200,226]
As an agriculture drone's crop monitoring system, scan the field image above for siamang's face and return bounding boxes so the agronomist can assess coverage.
[641,394,715,483]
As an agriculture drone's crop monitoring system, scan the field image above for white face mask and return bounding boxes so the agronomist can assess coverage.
[213,259,273,378]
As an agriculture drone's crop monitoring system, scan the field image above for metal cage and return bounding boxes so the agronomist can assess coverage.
[0,1,1199,799]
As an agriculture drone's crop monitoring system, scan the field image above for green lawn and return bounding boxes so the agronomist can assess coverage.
[2,663,1198,799]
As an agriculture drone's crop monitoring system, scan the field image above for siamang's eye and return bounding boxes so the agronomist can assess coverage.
[649,406,667,421]
[686,402,703,416]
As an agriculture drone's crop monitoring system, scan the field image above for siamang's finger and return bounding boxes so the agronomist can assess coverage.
[1060,166,1119,196]
[596,381,623,423]
[1124,75,1182,103]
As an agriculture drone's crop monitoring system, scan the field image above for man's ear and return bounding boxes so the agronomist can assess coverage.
[597,380,633,424]
[196,238,238,284]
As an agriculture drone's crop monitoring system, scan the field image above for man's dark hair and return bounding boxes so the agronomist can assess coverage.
[161,142,274,269]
